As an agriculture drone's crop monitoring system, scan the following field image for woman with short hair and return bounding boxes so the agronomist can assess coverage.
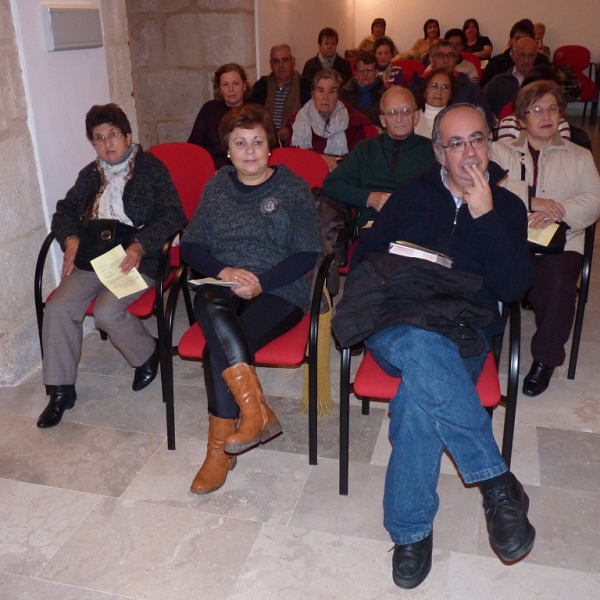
[180,104,323,494]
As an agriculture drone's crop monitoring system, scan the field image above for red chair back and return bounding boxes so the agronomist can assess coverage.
[553,45,598,102]
[461,52,482,80]
[148,142,215,220]
[348,57,355,76]
[391,59,425,83]
[269,147,330,188]
[363,124,380,139]
[498,101,515,121]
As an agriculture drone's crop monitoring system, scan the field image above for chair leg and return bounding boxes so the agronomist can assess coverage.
[339,347,351,495]
[361,397,370,415]
[99,329,108,341]
[567,291,586,380]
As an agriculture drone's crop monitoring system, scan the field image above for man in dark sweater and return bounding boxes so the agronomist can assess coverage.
[249,44,311,144]
[323,87,435,228]
[302,27,352,86]
[351,104,536,589]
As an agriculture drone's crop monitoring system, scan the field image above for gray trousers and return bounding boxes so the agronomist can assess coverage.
[42,269,156,385]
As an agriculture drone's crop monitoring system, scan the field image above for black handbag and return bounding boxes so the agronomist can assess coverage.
[74,190,141,271]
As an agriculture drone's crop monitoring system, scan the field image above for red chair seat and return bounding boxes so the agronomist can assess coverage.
[353,350,500,407]
[178,312,311,365]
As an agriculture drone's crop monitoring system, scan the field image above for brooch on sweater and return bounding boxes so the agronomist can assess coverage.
[260,197,280,215]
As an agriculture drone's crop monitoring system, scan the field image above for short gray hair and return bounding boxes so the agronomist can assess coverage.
[311,69,342,92]
[429,40,457,61]
[431,103,490,152]
[270,43,292,55]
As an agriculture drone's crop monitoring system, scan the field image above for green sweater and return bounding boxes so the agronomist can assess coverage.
[322,132,436,228]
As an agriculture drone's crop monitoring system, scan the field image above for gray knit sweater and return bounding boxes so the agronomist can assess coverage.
[180,164,323,310]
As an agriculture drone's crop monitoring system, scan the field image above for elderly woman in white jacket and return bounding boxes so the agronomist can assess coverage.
[491,80,600,397]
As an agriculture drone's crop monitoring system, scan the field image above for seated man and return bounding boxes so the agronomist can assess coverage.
[323,87,435,228]
[340,51,388,126]
[481,19,549,86]
[444,28,479,82]
[338,104,535,588]
[285,69,371,171]
[482,37,538,118]
[408,41,494,127]
[249,43,311,144]
[302,27,352,86]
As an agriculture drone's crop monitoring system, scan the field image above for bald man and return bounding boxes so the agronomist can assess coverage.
[323,87,436,228]
[482,37,540,118]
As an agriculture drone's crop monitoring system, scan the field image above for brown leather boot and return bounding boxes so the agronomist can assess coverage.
[222,363,282,454]
[190,415,237,495]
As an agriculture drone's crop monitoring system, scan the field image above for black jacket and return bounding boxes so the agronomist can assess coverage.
[332,254,494,356]
[340,77,387,125]
[249,72,312,108]
[51,148,186,278]
[302,55,353,85]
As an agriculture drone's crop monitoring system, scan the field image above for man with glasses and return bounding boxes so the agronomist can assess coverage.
[250,44,311,144]
[482,37,539,118]
[409,41,494,127]
[340,51,388,125]
[347,104,536,588]
[302,27,352,86]
[323,87,435,228]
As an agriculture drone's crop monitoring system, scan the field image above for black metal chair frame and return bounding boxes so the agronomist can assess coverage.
[338,301,521,495]
[161,253,334,463]
[567,222,596,379]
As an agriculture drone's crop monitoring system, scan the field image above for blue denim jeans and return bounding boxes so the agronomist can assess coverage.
[366,324,507,545]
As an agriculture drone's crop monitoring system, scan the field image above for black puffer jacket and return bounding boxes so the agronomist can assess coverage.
[51,147,186,278]
[332,254,494,356]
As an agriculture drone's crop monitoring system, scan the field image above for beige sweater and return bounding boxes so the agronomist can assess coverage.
[491,131,600,254]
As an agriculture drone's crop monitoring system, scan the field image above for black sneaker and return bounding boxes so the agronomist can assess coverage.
[483,473,535,562]
[391,531,433,589]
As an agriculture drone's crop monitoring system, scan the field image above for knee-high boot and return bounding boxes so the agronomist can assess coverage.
[222,363,282,454]
[190,415,237,494]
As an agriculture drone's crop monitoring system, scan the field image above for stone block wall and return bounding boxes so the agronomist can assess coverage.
[0,0,48,384]
[126,0,256,148]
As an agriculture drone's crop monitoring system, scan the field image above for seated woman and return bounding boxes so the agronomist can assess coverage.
[413,68,454,139]
[491,81,600,396]
[373,37,405,87]
[340,51,388,125]
[286,69,371,171]
[179,105,323,494]
[357,18,399,54]
[188,63,251,169]
[398,19,440,62]
[534,22,551,59]
[462,18,493,60]
[38,104,186,428]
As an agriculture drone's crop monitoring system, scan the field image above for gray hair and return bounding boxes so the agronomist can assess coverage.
[270,43,292,55]
[429,40,457,61]
[311,69,342,92]
[431,103,491,152]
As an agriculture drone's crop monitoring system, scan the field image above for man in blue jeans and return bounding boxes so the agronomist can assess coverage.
[353,104,536,588]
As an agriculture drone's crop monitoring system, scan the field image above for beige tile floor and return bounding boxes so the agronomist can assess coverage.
[2,120,600,599]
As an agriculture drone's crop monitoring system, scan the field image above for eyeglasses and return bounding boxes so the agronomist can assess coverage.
[434,52,457,60]
[356,66,376,73]
[441,135,489,153]
[427,82,451,91]
[382,107,415,119]
[524,105,560,117]
[270,57,292,65]
[320,40,337,47]
[92,130,124,145]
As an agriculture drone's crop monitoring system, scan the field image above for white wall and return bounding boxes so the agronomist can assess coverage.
[11,0,111,229]
[354,1,600,62]
[255,0,355,78]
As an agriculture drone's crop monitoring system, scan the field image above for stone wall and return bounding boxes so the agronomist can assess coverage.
[126,0,256,148]
[0,0,48,384]
[101,0,139,138]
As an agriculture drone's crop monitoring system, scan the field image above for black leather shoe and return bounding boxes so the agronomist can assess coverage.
[132,338,159,392]
[37,385,77,428]
[522,360,555,397]
[391,531,433,589]
[483,472,535,562]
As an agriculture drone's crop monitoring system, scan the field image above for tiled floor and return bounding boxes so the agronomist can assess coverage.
[2,120,600,599]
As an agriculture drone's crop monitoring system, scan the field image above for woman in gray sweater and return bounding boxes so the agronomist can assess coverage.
[180,105,323,494]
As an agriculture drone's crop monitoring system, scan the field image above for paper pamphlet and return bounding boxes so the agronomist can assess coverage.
[389,241,453,268]
[188,277,239,288]
[527,222,559,246]
[90,245,149,299]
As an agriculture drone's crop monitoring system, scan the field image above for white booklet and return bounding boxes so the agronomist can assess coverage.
[188,277,239,288]
[389,241,453,268]
[90,245,149,299]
